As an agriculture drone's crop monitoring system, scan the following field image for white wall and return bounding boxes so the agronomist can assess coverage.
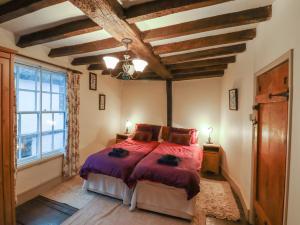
[120,78,222,144]
[120,80,167,132]
[0,27,122,195]
[219,0,300,224]
[173,78,221,144]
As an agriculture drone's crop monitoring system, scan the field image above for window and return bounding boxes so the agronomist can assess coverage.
[15,63,67,165]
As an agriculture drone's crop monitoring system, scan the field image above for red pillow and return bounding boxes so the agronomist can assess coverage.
[135,124,161,141]
[169,127,198,144]
[168,133,192,146]
[132,131,153,142]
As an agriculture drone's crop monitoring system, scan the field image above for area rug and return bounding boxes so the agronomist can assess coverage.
[43,176,205,225]
[196,179,240,221]
[61,196,206,225]
[42,176,98,209]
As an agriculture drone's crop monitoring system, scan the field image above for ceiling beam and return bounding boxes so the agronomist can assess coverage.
[48,38,121,57]
[88,64,107,71]
[125,0,233,24]
[0,0,66,24]
[172,71,224,81]
[153,29,256,55]
[162,44,246,64]
[168,56,235,70]
[69,0,171,79]
[71,51,135,65]
[142,6,271,42]
[171,64,228,74]
[17,18,100,47]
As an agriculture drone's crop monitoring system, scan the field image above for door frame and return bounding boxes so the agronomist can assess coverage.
[251,50,293,225]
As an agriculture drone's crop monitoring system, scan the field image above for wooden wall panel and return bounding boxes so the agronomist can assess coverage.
[0,46,16,225]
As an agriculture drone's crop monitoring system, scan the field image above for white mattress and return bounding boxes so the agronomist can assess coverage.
[83,173,133,205]
[130,181,196,220]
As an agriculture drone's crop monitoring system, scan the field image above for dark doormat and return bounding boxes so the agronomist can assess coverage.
[16,195,78,225]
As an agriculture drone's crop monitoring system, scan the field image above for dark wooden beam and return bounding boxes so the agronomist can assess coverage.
[17,18,100,47]
[172,71,224,81]
[171,64,228,74]
[166,80,172,127]
[125,0,233,24]
[69,0,171,79]
[0,0,66,24]
[71,51,135,65]
[153,29,256,55]
[88,64,107,71]
[168,56,235,70]
[143,6,271,42]
[48,38,121,57]
[162,44,246,64]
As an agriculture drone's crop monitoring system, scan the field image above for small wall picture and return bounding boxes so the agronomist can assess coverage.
[229,88,238,110]
[99,94,106,110]
[89,72,97,90]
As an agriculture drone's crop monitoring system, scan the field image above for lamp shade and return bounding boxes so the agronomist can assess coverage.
[132,59,148,72]
[103,56,119,69]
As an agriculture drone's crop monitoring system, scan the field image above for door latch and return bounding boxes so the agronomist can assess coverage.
[269,90,289,99]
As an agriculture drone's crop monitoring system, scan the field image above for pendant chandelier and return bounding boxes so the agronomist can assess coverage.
[103,38,148,80]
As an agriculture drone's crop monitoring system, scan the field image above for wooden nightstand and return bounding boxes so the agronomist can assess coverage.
[202,143,221,174]
[116,133,131,143]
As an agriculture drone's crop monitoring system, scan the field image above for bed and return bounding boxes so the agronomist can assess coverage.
[80,138,160,204]
[129,141,203,219]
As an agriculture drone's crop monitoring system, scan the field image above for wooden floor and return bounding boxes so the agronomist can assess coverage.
[16,174,249,225]
[16,196,78,225]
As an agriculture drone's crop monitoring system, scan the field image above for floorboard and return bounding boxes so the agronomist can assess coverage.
[16,174,249,225]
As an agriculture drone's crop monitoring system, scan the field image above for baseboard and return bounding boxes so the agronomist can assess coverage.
[17,176,63,206]
[221,167,250,222]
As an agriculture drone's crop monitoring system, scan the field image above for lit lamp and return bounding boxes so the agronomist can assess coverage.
[132,59,148,72]
[125,120,132,134]
[207,127,213,144]
[103,56,119,70]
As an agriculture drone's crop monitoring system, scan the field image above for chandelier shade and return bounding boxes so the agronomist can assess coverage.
[103,56,119,69]
[132,59,148,72]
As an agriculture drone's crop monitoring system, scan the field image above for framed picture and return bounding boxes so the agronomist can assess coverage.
[89,72,97,90]
[229,88,238,110]
[99,94,106,110]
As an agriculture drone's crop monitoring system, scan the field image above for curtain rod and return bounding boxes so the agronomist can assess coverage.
[17,53,83,75]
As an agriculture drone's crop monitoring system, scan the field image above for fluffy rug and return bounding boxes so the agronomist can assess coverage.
[196,179,240,221]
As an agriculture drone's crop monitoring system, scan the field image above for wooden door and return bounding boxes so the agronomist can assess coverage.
[0,47,16,225]
[254,61,289,225]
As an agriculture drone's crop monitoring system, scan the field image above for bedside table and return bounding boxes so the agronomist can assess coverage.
[202,143,221,174]
[116,133,131,143]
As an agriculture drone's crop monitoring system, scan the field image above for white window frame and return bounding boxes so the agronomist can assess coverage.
[15,62,67,167]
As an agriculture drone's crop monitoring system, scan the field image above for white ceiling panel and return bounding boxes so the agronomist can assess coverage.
[150,24,257,47]
[136,0,274,31]
[159,41,248,58]
[44,30,112,48]
[1,1,85,35]
[70,46,127,58]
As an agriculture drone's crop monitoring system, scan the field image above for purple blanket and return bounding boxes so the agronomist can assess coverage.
[80,139,159,185]
[128,141,203,200]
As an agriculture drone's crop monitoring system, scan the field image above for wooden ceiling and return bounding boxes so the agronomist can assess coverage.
[0,0,273,81]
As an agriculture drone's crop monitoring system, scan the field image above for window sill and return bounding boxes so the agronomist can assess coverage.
[17,153,64,172]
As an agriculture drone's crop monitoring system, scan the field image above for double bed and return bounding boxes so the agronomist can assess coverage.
[80,124,203,219]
